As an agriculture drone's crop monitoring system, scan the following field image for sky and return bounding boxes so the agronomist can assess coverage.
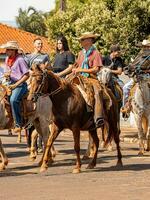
[0,0,56,21]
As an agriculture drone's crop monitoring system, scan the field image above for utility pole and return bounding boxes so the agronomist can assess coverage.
[60,0,66,11]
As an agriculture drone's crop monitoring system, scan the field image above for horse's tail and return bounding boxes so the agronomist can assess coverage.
[104,93,120,147]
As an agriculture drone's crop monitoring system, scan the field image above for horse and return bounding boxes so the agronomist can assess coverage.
[0,83,55,171]
[97,67,123,148]
[28,64,123,173]
[131,75,150,155]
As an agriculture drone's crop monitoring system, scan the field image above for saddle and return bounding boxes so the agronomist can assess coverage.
[69,75,95,110]
[0,84,36,126]
[67,74,112,112]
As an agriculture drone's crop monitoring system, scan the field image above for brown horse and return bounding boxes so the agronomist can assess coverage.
[0,83,56,171]
[28,65,123,173]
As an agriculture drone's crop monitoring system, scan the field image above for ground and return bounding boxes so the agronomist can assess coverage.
[1,122,150,200]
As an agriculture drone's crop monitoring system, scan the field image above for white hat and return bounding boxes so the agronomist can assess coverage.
[141,39,150,46]
[136,39,150,47]
[0,41,20,50]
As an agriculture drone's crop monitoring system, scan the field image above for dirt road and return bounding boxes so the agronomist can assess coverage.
[0,126,150,200]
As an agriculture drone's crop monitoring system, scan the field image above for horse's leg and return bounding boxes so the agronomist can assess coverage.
[40,123,61,172]
[146,127,150,151]
[8,129,12,136]
[72,127,81,174]
[33,119,52,167]
[134,114,145,155]
[142,116,148,151]
[30,129,38,161]
[0,138,8,171]
[27,125,35,152]
[49,124,57,158]
[17,129,21,143]
[82,132,94,160]
[113,127,123,166]
[87,129,99,169]
[24,128,28,143]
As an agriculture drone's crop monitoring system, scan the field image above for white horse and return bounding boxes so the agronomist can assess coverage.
[131,76,150,155]
[0,85,55,171]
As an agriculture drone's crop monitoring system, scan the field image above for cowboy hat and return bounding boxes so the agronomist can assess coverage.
[0,41,20,50]
[136,39,150,47]
[77,32,99,40]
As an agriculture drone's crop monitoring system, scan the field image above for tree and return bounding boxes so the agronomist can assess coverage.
[46,0,150,61]
[16,7,47,36]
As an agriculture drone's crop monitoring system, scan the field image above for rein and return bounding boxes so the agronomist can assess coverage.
[31,71,62,101]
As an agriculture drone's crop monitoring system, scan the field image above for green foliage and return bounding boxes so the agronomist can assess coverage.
[46,0,150,62]
[16,1,150,62]
[16,7,47,36]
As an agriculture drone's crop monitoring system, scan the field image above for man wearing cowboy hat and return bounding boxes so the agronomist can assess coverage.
[72,32,104,128]
[121,38,150,117]
[0,41,29,132]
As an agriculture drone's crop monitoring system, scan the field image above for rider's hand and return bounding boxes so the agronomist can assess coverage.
[9,83,17,90]
[72,68,81,75]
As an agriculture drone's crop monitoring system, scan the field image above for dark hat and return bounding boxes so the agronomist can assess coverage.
[110,44,121,52]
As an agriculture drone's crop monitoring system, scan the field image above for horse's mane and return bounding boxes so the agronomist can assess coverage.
[46,70,75,93]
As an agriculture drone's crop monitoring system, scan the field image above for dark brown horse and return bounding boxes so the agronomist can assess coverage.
[28,64,122,173]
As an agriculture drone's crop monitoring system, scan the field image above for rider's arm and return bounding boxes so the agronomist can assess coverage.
[76,66,100,74]
[57,52,75,77]
[111,67,123,75]
[9,73,29,89]
[57,64,74,77]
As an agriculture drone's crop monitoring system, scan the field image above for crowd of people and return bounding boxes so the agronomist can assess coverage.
[0,32,150,140]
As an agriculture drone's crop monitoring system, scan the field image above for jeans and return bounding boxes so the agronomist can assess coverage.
[10,82,28,127]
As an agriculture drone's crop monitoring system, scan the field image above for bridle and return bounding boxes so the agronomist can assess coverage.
[30,70,62,102]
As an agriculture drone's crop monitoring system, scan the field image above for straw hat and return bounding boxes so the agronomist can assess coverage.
[0,41,20,50]
[77,32,99,40]
[136,39,150,47]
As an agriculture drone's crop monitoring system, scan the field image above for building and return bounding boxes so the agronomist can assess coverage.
[0,23,54,64]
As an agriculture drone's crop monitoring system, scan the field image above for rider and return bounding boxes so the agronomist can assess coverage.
[52,34,75,77]
[26,37,51,70]
[103,44,124,87]
[121,39,150,114]
[72,32,104,128]
[0,41,29,133]
[26,37,51,152]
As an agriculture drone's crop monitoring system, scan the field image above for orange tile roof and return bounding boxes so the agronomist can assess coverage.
[0,23,54,54]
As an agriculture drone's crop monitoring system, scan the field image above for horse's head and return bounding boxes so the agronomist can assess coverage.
[97,67,112,85]
[27,63,47,101]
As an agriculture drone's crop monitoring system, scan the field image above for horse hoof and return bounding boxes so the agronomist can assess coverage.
[107,145,113,152]
[86,163,95,169]
[40,167,48,173]
[116,161,123,167]
[82,155,90,160]
[17,139,21,144]
[0,163,6,171]
[72,168,81,174]
[48,158,54,166]
[138,152,144,156]
[101,141,105,148]
[4,159,8,166]
[29,157,36,162]
[26,147,31,153]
